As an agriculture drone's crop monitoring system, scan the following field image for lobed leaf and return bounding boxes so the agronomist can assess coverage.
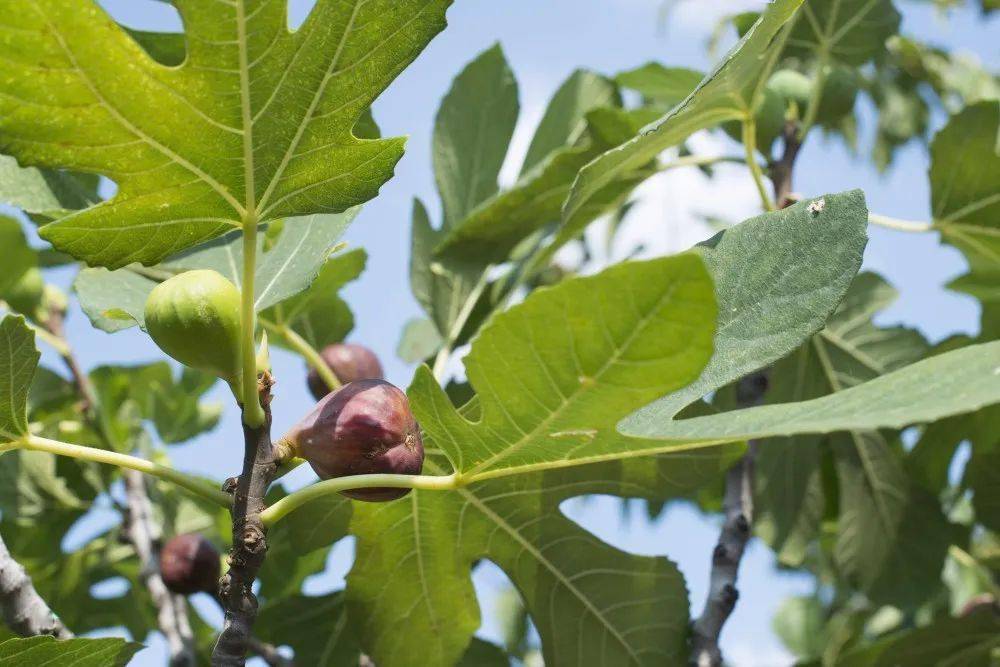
[0,0,451,267]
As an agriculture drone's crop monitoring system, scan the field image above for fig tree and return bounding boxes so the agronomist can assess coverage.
[306,343,384,399]
[281,379,423,501]
[145,270,243,397]
[159,533,221,596]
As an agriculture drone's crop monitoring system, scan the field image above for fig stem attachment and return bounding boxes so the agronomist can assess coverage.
[18,435,231,508]
[260,319,341,391]
[241,213,266,428]
[260,473,459,526]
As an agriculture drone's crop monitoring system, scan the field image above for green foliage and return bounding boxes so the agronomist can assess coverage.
[563,0,803,221]
[0,636,143,666]
[0,0,451,268]
[75,210,357,333]
[933,102,1000,336]
[0,316,37,445]
[0,1,996,665]
[621,341,1000,442]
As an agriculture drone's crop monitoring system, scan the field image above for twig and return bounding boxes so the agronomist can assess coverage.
[691,117,800,663]
[689,373,768,666]
[44,306,198,664]
[213,373,279,665]
[0,532,72,639]
[769,120,802,210]
[246,636,293,667]
[123,470,197,667]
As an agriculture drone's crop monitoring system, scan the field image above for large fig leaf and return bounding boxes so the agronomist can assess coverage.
[0,0,451,267]
[321,192,871,666]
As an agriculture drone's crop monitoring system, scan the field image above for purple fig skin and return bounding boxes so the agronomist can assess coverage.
[159,533,221,596]
[288,379,424,501]
[307,343,384,400]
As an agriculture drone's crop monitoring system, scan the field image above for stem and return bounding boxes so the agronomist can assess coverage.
[868,213,933,233]
[123,470,197,667]
[261,474,458,527]
[261,319,340,391]
[689,445,756,666]
[0,531,73,639]
[213,377,277,665]
[20,435,231,507]
[658,154,744,173]
[432,269,491,382]
[241,214,265,428]
[741,117,775,212]
[689,371,768,666]
[770,121,803,210]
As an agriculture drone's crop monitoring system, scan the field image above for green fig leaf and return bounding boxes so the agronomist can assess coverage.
[0,0,451,268]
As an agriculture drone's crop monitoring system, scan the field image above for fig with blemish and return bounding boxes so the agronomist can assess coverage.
[306,343,384,399]
[282,379,423,501]
[159,533,221,596]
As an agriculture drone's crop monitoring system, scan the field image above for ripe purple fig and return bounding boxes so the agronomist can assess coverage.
[283,379,423,501]
[307,343,384,400]
[159,533,221,595]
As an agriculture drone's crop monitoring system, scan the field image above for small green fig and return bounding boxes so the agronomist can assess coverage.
[145,270,242,397]
[2,268,44,317]
[306,343,384,400]
[282,379,423,501]
[159,533,221,595]
[766,69,813,108]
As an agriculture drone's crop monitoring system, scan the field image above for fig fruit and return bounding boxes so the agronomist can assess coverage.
[306,343,384,400]
[283,379,423,501]
[159,533,221,596]
[2,268,44,317]
[145,270,242,397]
[766,69,813,108]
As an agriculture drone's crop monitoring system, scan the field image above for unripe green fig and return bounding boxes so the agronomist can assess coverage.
[282,379,424,501]
[306,343,384,400]
[159,533,221,596]
[766,69,813,108]
[2,268,44,318]
[144,270,242,397]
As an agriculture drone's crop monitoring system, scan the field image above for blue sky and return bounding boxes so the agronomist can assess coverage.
[13,0,998,664]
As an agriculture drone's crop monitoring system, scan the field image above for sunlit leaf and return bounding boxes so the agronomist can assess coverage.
[0,0,452,267]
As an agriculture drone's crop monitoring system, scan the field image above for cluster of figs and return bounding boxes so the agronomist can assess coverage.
[144,269,425,504]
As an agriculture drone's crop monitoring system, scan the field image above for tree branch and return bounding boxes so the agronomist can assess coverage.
[213,373,278,665]
[123,470,197,667]
[0,532,72,639]
[769,120,803,210]
[690,373,768,666]
[691,117,802,663]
